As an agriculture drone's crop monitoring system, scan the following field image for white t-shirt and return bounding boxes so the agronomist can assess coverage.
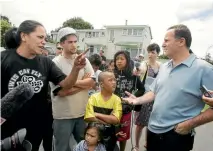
[50,54,94,119]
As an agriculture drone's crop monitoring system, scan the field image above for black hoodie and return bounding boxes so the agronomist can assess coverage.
[113,51,145,114]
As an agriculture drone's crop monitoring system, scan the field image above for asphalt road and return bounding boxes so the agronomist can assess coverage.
[39,121,213,151]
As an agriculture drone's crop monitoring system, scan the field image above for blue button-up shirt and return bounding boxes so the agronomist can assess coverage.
[148,54,213,133]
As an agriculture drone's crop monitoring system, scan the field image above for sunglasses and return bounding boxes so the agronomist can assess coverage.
[57,47,63,50]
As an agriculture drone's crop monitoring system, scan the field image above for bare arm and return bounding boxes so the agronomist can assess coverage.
[122,91,155,105]
[58,67,80,89]
[84,117,107,124]
[95,113,119,125]
[175,108,213,135]
[185,108,213,128]
[58,54,86,89]
[58,86,84,97]
[74,78,95,89]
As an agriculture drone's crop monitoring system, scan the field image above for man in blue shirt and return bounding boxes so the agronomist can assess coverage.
[123,24,213,151]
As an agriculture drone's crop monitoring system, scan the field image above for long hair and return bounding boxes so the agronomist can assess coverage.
[4,20,43,49]
[113,50,133,77]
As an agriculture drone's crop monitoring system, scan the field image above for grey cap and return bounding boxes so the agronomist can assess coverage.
[57,27,77,42]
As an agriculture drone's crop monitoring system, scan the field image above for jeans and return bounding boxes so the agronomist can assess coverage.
[53,117,86,151]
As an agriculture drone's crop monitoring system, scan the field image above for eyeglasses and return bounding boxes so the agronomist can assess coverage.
[57,47,63,50]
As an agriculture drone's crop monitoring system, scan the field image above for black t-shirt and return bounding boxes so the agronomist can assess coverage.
[1,49,66,114]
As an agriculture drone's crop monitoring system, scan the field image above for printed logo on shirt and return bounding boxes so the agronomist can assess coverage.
[116,75,134,98]
[8,68,44,93]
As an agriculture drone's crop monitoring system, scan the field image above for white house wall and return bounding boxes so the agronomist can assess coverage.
[51,25,152,60]
[105,27,151,59]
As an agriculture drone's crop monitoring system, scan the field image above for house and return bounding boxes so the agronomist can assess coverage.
[51,24,152,59]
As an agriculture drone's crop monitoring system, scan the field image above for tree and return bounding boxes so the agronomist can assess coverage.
[1,15,10,23]
[62,17,94,29]
[0,16,12,47]
[158,54,169,59]
[205,52,213,65]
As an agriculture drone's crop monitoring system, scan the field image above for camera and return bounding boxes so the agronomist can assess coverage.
[1,129,32,151]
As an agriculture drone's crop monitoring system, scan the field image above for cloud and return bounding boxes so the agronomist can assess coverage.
[176,1,213,22]
[174,1,213,57]
[0,0,212,57]
[180,17,213,57]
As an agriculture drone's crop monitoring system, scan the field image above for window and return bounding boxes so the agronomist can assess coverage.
[101,32,105,36]
[137,29,143,36]
[109,30,114,41]
[133,29,137,35]
[95,32,99,37]
[92,32,96,37]
[128,29,132,35]
[122,29,127,35]
[86,32,92,38]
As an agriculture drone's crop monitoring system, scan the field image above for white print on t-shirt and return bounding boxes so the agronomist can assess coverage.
[8,68,44,93]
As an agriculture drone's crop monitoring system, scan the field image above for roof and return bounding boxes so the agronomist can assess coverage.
[104,25,148,28]
[114,41,142,48]
[76,29,105,32]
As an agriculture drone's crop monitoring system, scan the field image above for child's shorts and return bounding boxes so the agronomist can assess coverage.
[117,112,131,141]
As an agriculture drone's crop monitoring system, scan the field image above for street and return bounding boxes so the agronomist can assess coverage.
[39,121,213,151]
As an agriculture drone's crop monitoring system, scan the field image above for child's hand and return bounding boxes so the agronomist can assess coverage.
[116,131,127,138]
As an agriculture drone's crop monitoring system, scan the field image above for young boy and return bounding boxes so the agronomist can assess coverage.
[84,71,122,151]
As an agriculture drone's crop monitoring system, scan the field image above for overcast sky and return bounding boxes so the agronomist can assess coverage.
[1,0,213,57]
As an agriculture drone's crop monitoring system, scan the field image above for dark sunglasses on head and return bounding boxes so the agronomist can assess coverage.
[57,47,63,50]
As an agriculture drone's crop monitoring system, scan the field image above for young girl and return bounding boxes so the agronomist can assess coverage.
[113,51,145,151]
[74,122,106,151]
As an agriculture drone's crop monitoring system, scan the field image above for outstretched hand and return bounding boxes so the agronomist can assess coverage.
[121,91,137,105]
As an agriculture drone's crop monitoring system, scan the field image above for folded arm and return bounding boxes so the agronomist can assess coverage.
[74,78,95,89]
[95,112,119,125]
[84,117,107,124]
[58,86,84,97]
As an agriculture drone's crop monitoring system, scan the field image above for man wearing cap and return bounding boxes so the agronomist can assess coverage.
[50,27,95,151]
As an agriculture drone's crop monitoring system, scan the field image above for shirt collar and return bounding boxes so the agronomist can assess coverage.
[167,54,197,68]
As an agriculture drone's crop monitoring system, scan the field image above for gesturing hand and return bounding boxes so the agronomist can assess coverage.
[74,53,86,69]
[121,91,137,105]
